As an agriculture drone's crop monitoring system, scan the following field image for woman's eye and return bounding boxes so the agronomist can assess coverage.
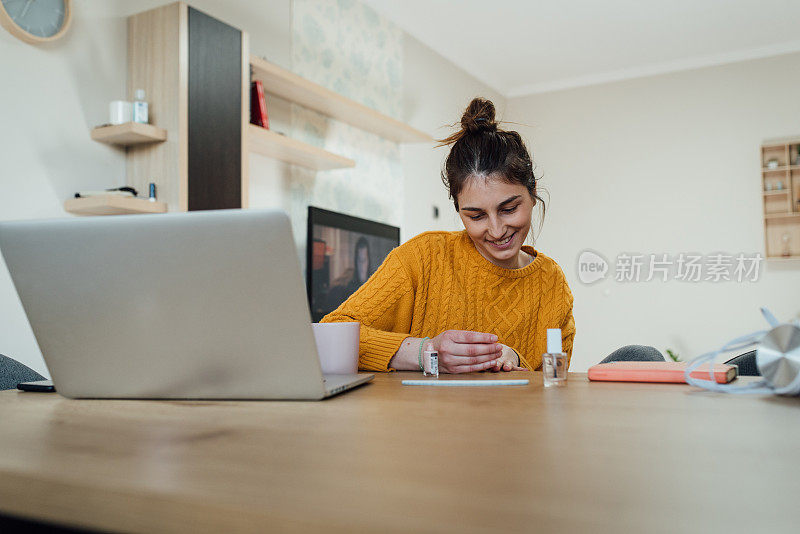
[502,206,518,214]
[469,214,484,221]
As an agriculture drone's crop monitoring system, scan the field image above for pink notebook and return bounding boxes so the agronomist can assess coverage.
[587,361,738,384]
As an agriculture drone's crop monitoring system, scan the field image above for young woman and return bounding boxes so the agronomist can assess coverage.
[321,97,575,373]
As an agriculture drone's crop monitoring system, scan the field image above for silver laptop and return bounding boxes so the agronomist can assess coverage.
[0,209,373,400]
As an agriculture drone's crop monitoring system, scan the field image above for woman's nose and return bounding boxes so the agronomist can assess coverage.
[487,216,504,238]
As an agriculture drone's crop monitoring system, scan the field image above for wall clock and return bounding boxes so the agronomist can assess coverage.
[0,0,72,44]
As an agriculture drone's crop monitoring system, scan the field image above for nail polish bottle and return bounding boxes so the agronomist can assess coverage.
[542,328,566,387]
[423,342,439,378]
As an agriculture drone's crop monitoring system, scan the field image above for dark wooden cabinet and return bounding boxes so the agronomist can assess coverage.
[127,2,249,212]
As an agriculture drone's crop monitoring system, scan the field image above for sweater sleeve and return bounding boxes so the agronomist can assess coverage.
[561,279,576,369]
[516,349,534,371]
[561,307,576,369]
[320,248,416,371]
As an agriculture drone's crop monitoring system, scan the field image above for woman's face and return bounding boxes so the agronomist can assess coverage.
[456,175,534,269]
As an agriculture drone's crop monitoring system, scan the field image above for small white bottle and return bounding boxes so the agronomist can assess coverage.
[133,89,149,124]
[423,342,439,378]
[542,328,567,387]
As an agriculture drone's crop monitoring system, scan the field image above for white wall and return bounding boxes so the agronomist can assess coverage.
[0,1,129,376]
[0,0,502,375]
[507,53,800,371]
[401,35,506,239]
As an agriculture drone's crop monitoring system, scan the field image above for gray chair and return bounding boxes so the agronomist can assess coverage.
[599,345,666,364]
[599,346,761,377]
[0,354,45,390]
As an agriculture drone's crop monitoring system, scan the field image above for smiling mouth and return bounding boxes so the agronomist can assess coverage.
[488,232,515,246]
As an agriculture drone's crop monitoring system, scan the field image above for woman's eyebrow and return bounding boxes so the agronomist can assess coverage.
[461,195,522,212]
[498,195,521,208]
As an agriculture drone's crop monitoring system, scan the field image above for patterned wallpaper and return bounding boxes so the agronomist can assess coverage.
[287,0,403,256]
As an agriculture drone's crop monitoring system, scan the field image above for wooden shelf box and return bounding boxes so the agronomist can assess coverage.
[761,139,800,259]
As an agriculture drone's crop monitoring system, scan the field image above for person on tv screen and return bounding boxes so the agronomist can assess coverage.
[326,236,372,311]
[322,97,575,373]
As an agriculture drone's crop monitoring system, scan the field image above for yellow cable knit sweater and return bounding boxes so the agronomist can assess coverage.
[321,230,575,371]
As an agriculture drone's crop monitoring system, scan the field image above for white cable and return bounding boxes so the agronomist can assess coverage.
[684,329,774,394]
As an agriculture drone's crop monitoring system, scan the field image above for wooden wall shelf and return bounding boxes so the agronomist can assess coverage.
[64,195,168,216]
[248,125,355,170]
[250,56,433,144]
[90,123,167,146]
[762,165,800,173]
[766,256,800,261]
[765,213,800,220]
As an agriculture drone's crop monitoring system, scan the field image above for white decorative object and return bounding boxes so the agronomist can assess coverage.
[109,101,133,125]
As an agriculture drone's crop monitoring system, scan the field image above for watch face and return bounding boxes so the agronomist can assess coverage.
[2,0,67,39]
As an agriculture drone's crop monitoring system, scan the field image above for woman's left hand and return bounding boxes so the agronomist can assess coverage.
[489,344,527,372]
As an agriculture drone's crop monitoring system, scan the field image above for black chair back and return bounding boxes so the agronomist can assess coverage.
[724,350,760,376]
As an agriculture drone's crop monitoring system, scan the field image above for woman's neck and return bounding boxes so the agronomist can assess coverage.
[476,247,534,270]
[518,249,535,268]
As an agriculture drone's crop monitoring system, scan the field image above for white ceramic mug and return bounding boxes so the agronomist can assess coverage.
[312,322,360,374]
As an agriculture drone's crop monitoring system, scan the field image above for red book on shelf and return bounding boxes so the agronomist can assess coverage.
[250,81,269,129]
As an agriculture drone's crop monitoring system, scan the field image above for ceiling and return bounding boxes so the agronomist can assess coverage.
[362,0,800,97]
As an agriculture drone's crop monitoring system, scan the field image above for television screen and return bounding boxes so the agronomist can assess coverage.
[307,207,400,322]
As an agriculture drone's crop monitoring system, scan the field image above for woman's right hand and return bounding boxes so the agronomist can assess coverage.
[430,330,502,374]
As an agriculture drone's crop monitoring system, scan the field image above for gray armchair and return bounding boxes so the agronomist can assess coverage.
[599,346,760,377]
[0,354,45,390]
[599,345,666,363]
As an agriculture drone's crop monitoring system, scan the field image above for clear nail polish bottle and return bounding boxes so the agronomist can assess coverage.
[542,328,567,387]
[423,342,439,377]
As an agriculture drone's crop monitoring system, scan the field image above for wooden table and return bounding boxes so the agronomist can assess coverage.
[0,372,798,533]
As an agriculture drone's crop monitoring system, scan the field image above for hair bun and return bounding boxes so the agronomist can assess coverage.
[461,97,496,134]
[435,97,499,147]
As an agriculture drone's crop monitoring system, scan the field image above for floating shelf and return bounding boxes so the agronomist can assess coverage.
[764,212,800,221]
[64,195,167,216]
[762,139,800,149]
[761,165,800,173]
[250,56,433,144]
[766,255,800,261]
[90,123,167,146]
[248,125,355,171]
